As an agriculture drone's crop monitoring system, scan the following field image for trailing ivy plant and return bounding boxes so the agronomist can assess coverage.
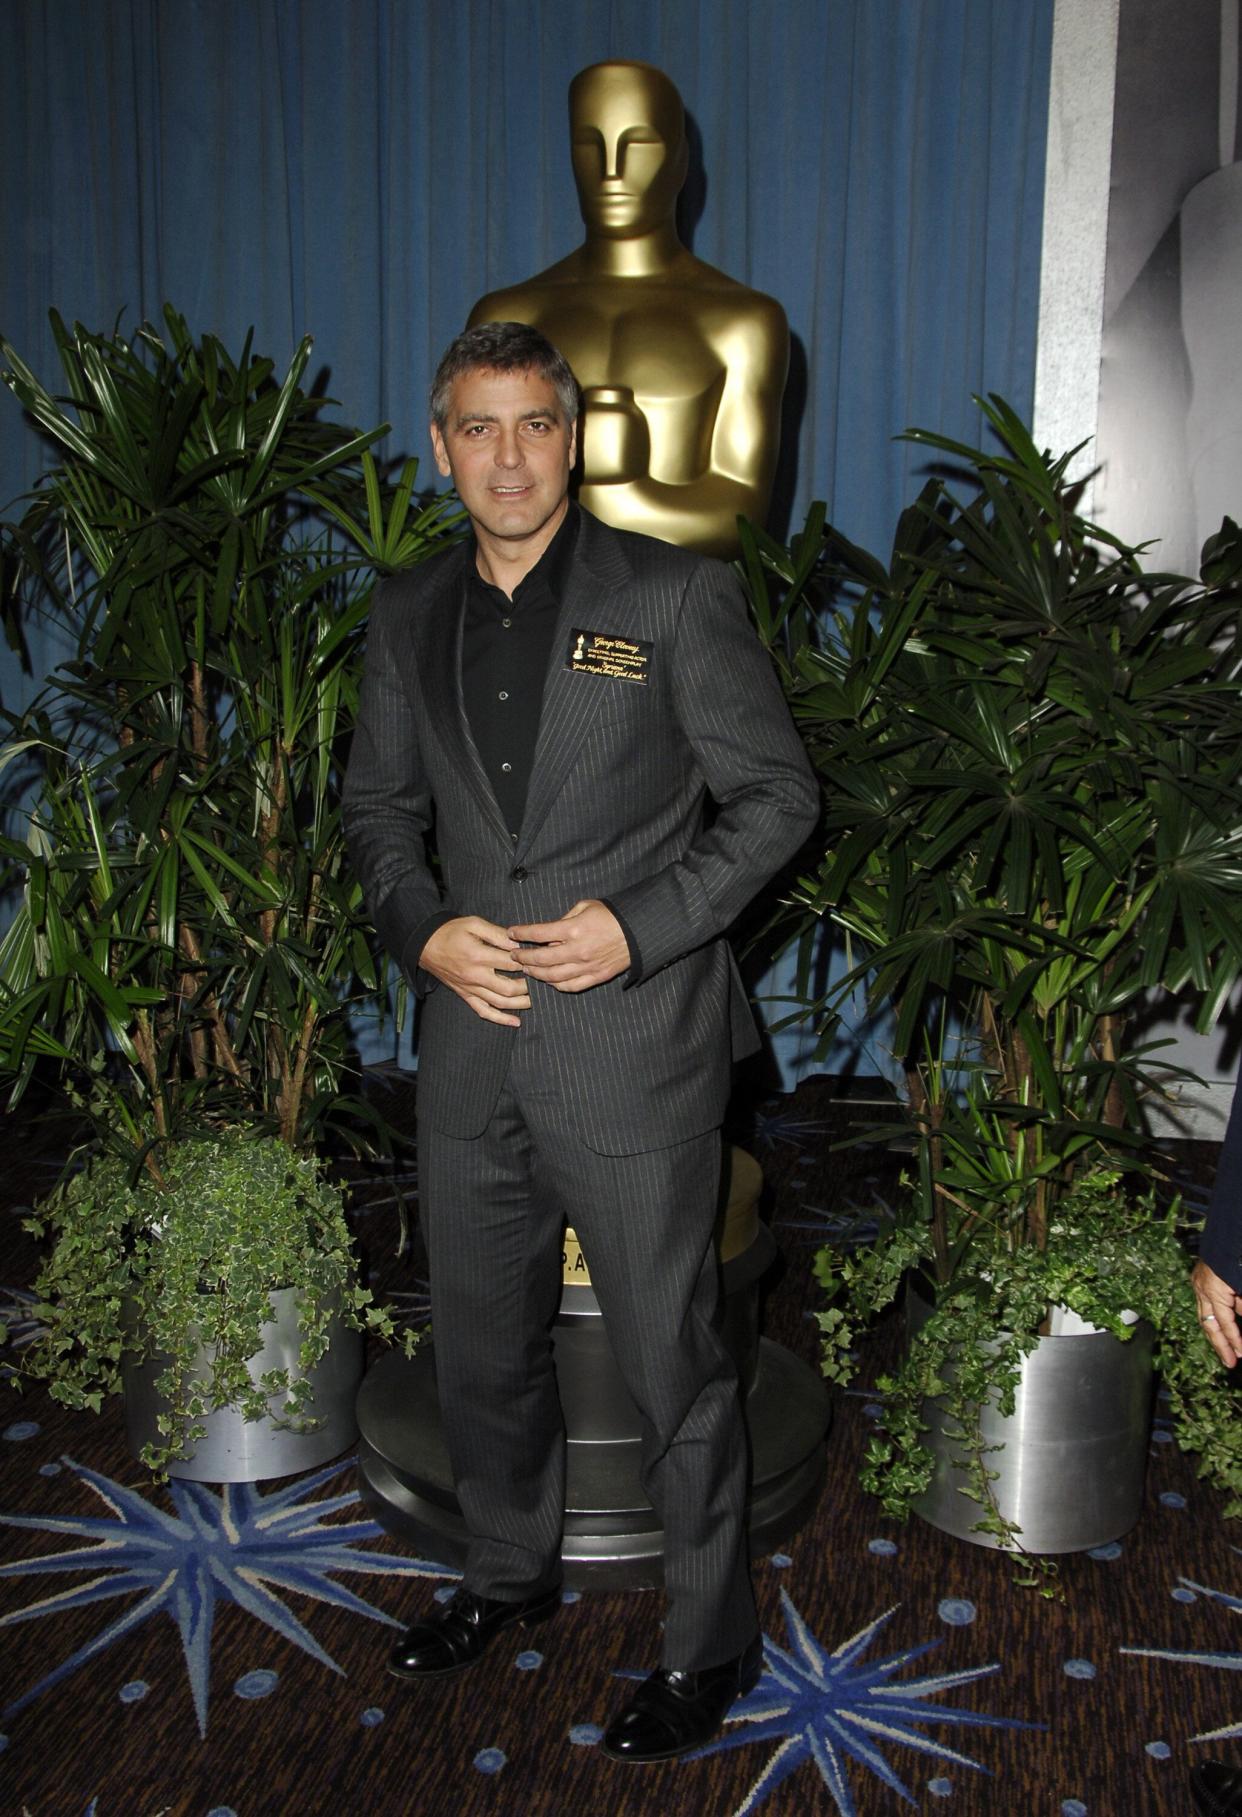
[23,1131,416,1474]
[814,1171,1242,1584]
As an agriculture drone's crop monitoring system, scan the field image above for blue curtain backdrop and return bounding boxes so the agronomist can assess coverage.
[0,0,1054,1079]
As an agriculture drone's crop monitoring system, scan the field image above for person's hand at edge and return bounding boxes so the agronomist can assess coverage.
[1191,1258,1242,1368]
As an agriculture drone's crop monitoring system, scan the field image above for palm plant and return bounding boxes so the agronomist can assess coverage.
[748,396,1242,1264]
[0,306,460,1164]
[741,397,1242,1547]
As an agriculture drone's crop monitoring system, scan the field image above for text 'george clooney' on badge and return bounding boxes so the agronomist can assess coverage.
[566,628,652,684]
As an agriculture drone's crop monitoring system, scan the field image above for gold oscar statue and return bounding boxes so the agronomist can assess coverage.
[468,59,789,556]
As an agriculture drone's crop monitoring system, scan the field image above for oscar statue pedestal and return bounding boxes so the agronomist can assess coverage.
[355,1148,831,1587]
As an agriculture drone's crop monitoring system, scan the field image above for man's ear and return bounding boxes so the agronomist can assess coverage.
[429,421,453,480]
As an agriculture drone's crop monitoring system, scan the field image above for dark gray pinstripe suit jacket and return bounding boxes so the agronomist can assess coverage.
[343,508,820,1156]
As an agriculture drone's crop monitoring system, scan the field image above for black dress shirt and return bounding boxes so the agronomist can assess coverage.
[462,502,579,834]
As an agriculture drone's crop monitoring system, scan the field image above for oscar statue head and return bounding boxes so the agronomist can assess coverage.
[568,60,689,241]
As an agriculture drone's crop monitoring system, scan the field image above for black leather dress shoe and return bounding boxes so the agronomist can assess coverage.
[601,1633,764,1764]
[1193,1761,1242,1815]
[387,1583,561,1680]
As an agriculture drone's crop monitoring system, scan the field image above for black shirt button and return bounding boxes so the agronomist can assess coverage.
[501,761,512,773]
[498,689,509,701]
[510,865,528,881]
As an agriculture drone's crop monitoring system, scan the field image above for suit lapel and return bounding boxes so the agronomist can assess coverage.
[516,514,636,861]
[411,544,514,849]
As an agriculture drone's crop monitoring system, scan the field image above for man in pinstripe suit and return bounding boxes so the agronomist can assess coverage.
[344,322,818,1763]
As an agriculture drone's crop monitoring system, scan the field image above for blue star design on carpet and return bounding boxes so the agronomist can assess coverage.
[0,1285,43,1349]
[1121,1563,1242,1745]
[683,1590,1038,1815]
[748,1101,827,1155]
[776,1197,892,1249]
[0,1455,455,1736]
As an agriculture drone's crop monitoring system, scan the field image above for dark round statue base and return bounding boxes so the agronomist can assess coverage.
[356,1336,830,1589]
[356,1150,832,1589]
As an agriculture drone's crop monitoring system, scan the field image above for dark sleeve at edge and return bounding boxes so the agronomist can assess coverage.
[1201,1076,1242,1292]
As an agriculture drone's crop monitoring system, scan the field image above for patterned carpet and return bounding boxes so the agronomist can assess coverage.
[2,1074,1240,1817]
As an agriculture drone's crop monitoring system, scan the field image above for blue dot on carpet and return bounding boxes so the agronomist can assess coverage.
[3,1422,39,1441]
[1061,1803,1087,1816]
[938,1598,976,1626]
[1151,1429,1173,1445]
[1172,1588,1198,1604]
[434,1585,456,1603]
[1088,1542,1122,1560]
[769,1552,792,1568]
[207,1809,239,1817]
[1063,1659,1096,1680]
[515,1650,543,1670]
[569,1724,604,1746]
[38,1462,62,1477]
[928,1776,953,1797]
[562,1589,581,1604]
[234,1670,279,1700]
[118,1682,149,1704]
[1145,1741,1171,1760]
[864,1403,884,1419]
[869,1539,898,1557]
[474,1748,507,1774]
[1159,1492,1187,1510]
[361,1707,384,1727]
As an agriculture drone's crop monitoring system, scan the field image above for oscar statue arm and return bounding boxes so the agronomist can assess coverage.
[577,299,789,555]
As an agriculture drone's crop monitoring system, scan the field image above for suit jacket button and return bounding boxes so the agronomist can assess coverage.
[510,865,528,881]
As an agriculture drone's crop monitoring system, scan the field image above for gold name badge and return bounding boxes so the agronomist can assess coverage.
[567,628,652,684]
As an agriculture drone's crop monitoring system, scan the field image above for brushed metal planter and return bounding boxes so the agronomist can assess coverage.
[122,1287,364,1483]
[908,1284,1154,1553]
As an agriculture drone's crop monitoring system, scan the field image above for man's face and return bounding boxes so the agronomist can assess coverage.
[570,65,687,238]
[430,367,577,550]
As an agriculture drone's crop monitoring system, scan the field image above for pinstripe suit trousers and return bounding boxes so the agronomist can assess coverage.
[418,1017,758,1673]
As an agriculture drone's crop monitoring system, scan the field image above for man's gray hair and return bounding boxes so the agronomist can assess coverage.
[429,323,581,429]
